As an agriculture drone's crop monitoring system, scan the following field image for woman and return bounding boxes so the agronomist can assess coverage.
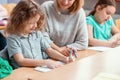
[86,0,120,47]
[41,0,88,56]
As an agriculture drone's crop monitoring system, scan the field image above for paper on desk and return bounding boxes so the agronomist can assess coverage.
[88,46,113,52]
[34,66,52,72]
[34,61,65,72]
[92,72,120,80]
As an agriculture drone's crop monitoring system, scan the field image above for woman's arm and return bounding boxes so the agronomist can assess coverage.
[67,9,88,50]
[50,42,70,56]
[45,47,71,63]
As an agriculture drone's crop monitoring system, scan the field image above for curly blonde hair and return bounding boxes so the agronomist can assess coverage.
[6,0,45,35]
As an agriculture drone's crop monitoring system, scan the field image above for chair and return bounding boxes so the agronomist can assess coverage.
[115,19,120,30]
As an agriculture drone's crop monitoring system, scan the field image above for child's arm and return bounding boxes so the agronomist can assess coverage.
[88,25,118,47]
[13,53,64,69]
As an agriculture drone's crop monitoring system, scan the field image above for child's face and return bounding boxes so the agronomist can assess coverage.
[57,0,75,10]
[96,5,116,24]
[24,14,40,34]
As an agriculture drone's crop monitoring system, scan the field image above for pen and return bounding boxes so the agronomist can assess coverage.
[69,49,73,60]
[72,49,78,58]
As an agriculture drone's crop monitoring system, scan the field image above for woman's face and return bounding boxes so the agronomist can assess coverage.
[95,5,116,24]
[24,14,40,34]
[57,0,75,10]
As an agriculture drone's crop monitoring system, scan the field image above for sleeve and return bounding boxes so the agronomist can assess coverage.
[41,3,53,44]
[38,32,51,51]
[67,9,88,50]
[86,16,94,27]
[41,28,53,44]
[7,35,22,58]
[109,17,115,26]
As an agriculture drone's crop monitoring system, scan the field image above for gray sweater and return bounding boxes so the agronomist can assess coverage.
[41,1,88,50]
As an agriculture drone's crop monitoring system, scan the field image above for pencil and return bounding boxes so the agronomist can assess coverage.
[69,49,73,60]
[73,50,78,58]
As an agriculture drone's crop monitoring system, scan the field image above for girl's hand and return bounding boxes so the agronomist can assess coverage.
[67,56,75,63]
[45,59,63,69]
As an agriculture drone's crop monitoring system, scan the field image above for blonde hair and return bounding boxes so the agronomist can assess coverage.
[6,0,45,35]
[54,0,84,14]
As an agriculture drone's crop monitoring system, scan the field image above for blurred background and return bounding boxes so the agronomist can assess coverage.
[0,0,120,20]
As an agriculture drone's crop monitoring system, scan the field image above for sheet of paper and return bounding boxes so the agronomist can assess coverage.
[92,72,120,80]
[34,66,52,72]
[34,61,65,72]
[88,46,113,52]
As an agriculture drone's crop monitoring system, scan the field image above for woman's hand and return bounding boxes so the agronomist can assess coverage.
[58,46,70,56]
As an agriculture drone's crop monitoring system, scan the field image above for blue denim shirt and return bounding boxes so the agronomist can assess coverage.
[7,31,50,69]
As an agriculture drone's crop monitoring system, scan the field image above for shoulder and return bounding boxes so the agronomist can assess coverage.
[86,15,94,20]
[76,8,85,15]
[86,15,95,23]
[35,31,42,36]
[73,8,86,20]
[33,31,44,38]
[106,17,114,26]
[7,34,21,46]
[41,1,54,8]
[107,17,114,23]
[41,1,54,14]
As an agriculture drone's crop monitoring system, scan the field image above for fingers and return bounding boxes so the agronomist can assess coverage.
[46,59,63,69]
[67,56,75,63]
[60,46,70,56]
[63,49,70,56]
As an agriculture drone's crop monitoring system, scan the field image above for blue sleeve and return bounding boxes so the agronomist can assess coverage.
[7,35,22,58]
[37,32,51,51]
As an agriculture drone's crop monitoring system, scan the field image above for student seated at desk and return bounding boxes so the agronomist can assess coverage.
[6,0,74,69]
[86,0,120,48]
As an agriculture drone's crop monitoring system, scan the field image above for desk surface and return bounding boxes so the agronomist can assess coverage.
[2,47,120,80]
